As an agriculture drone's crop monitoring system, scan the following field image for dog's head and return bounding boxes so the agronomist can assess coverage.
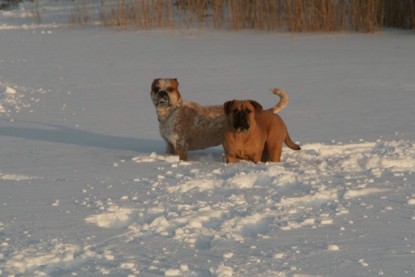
[150,78,182,120]
[224,100,263,133]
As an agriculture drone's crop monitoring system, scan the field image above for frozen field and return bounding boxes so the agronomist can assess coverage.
[1,2,415,276]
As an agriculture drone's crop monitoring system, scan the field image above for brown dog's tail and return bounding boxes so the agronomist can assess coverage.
[270,88,288,114]
[285,131,301,150]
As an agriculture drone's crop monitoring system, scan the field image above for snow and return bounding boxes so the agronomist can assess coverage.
[1,1,415,277]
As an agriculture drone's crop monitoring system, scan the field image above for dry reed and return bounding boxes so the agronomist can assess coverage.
[68,0,89,26]
[68,0,415,32]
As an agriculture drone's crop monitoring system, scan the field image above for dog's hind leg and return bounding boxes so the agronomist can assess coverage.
[269,148,282,162]
[261,144,270,162]
[267,137,284,162]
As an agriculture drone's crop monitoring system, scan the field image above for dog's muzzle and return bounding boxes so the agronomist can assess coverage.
[154,90,170,107]
[233,111,250,132]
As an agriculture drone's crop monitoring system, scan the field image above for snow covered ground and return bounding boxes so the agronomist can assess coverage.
[1,2,415,276]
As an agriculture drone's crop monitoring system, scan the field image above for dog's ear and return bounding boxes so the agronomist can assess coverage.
[249,100,263,112]
[224,100,235,115]
[151,78,160,89]
[170,78,179,90]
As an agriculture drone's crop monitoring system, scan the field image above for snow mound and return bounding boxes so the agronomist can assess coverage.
[133,152,180,163]
[0,172,39,181]
[125,140,415,249]
[5,242,96,275]
[0,81,49,116]
[85,205,136,229]
[0,82,20,114]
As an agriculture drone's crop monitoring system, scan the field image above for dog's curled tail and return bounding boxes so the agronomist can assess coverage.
[270,88,288,114]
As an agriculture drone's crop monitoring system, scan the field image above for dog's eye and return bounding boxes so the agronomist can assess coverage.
[246,109,252,114]
[166,87,174,92]
[232,109,238,114]
[153,87,160,93]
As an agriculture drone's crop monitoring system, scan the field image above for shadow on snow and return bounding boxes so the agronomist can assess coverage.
[0,119,164,153]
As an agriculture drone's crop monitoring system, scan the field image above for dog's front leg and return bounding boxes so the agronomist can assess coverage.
[165,142,175,155]
[253,144,267,163]
[225,153,238,163]
[250,153,262,163]
[175,138,188,161]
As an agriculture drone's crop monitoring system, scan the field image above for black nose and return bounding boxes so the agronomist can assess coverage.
[157,90,168,98]
[234,111,249,131]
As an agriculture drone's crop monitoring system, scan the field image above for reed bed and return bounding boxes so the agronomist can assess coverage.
[98,0,173,29]
[68,0,415,32]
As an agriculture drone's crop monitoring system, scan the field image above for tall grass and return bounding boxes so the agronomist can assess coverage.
[69,0,415,32]
[98,0,173,29]
[68,0,89,25]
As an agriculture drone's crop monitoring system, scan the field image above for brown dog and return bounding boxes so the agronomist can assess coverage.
[150,78,290,161]
[223,100,300,163]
